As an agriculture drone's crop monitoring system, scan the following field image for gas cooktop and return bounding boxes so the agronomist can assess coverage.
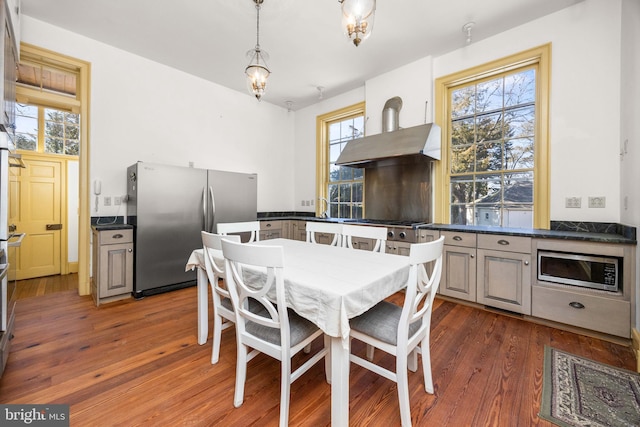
[342,218,428,228]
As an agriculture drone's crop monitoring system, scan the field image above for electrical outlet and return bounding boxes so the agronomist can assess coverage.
[565,197,581,208]
[301,200,305,206]
[588,196,606,208]
[104,196,112,206]
[114,196,121,205]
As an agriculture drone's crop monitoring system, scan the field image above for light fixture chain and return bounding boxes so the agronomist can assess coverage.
[255,2,261,49]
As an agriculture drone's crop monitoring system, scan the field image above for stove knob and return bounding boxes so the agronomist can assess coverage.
[399,231,407,239]
[387,231,395,239]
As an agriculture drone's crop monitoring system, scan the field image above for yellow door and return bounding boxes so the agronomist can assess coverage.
[10,156,63,280]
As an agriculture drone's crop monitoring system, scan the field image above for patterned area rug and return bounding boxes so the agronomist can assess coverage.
[540,346,640,427]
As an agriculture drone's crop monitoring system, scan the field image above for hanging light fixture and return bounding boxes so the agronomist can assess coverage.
[245,0,270,100]
[339,0,376,47]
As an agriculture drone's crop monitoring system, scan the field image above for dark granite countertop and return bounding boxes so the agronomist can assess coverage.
[92,224,133,231]
[257,213,637,245]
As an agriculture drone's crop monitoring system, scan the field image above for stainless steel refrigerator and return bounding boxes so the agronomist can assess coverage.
[126,162,257,297]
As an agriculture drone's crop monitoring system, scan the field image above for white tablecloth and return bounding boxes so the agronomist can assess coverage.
[186,238,411,426]
[186,238,410,341]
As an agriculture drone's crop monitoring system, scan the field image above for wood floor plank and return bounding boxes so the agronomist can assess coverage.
[1,277,636,426]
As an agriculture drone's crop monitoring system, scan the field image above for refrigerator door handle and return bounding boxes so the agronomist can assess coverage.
[202,188,207,231]
[209,186,216,233]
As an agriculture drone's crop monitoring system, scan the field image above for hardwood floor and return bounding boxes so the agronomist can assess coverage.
[0,282,635,426]
[15,273,79,300]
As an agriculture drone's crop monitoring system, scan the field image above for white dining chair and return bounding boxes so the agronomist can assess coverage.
[305,221,343,246]
[341,223,388,253]
[217,221,260,243]
[349,236,445,427]
[221,239,330,427]
[200,231,242,364]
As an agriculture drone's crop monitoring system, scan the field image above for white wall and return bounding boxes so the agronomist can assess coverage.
[292,87,365,211]
[21,16,297,217]
[67,160,79,263]
[619,0,640,328]
[296,0,625,224]
[365,56,434,133]
[433,0,622,223]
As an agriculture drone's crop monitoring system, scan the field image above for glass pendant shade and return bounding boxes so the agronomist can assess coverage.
[341,0,376,47]
[245,48,270,101]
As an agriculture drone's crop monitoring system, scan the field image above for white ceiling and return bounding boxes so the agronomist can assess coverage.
[21,0,582,111]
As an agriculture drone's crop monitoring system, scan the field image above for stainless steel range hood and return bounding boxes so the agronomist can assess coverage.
[335,122,442,167]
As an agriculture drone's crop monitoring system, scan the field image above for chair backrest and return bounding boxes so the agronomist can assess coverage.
[341,224,388,253]
[305,221,342,246]
[201,231,241,298]
[221,239,291,350]
[398,236,445,344]
[217,221,260,243]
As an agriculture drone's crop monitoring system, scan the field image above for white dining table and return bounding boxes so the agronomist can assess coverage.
[186,238,411,426]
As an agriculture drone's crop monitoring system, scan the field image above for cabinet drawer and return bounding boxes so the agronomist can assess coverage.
[99,229,133,244]
[260,221,282,231]
[477,234,531,253]
[441,231,476,248]
[532,286,630,337]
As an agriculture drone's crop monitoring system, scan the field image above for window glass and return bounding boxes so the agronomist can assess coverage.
[15,103,38,151]
[448,67,536,227]
[326,113,364,219]
[15,103,80,156]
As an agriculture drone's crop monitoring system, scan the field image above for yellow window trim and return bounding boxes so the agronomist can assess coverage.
[18,42,93,295]
[434,43,551,229]
[315,101,365,217]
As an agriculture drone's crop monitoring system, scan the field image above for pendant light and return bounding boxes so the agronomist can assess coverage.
[339,0,376,47]
[245,0,270,100]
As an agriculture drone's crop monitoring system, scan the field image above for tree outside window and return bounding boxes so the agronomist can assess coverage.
[327,116,364,218]
[449,68,536,228]
[15,103,80,156]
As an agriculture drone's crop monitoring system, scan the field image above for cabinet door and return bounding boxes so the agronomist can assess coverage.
[385,241,411,256]
[418,229,440,243]
[290,221,307,241]
[439,245,476,302]
[477,249,531,314]
[350,236,375,251]
[100,243,133,298]
[259,220,283,240]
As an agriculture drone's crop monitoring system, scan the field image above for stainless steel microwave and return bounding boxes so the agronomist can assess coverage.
[537,251,620,292]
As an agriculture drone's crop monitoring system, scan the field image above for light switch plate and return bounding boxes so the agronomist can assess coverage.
[565,197,581,208]
[588,196,606,208]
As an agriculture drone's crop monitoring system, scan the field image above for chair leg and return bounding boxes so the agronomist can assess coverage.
[408,348,418,372]
[366,344,375,361]
[211,314,223,364]
[421,338,434,394]
[279,357,292,427]
[396,349,412,427]
[234,343,248,408]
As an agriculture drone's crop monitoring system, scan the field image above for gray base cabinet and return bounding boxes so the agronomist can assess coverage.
[259,221,283,240]
[531,238,633,338]
[477,235,531,315]
[439,231,477,302]
[92,228,133,306]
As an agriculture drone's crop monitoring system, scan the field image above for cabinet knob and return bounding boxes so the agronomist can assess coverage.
[453,235,462,241]
[569,301,585,309]
[470,254,474,259]
[497,239,509,245]
[524,260,529,265]
[128,248,133,253]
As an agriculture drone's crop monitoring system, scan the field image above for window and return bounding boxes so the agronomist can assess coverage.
[316,102,366,219]
[435,45,550,229]
[16,103,80,155]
